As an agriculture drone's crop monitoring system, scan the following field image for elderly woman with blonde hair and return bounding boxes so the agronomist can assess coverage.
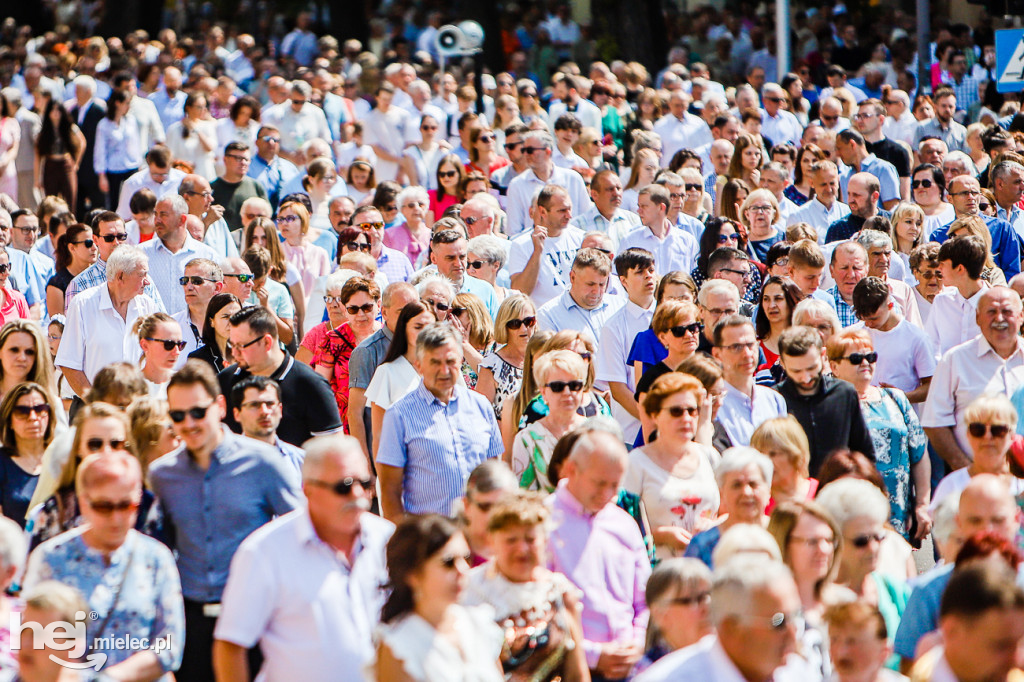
[751,415,817,510]
[738,188,784,263]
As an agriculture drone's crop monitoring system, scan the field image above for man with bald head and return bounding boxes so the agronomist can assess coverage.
[149,65,187,130]
[814,96,850,133]
[923,286,1024,470]
[220,257,255,302]
[894,474,1022,670]
[548,418,649,681]
[931,174,1020,279]
[824,172,887,243]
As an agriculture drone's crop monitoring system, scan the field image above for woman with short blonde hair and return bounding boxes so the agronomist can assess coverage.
[751,415,815,508]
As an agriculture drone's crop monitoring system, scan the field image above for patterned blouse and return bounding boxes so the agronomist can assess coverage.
[784,184,811,206]
[314,322,360,431]
[479,349,523,420]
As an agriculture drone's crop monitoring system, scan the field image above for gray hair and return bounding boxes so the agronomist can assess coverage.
[645,557,713,649]
[0,209,10,228]
[763,82,785,97]
[415,321,463,358]
[381,281,416,308]
[792,298,841,332]
[713,523,783,567]
[158,194,189,219]
[991,160,1024,184]
[697,279,740,307]
[816,478,891,528]
[932,490,960,549]
[106,245,148,279]
[407,80,431,98]
[462,194,496,220]
[761,161,789,181]
[523,129,554,150]
[0,87,21,109]
[944,151,978,177]
[568,425,628,467]
[710,558,795,626]
[301,434,366,481]
[397,185,429,208]
[415,273,457,301]
[467,235,507,270]
[703,93,728,110]
[325,268,360,295]
[854,230,893,251]
[574,414,624,442]
[291,80,313,99]
[0,516,26,575]
[715,446,773,489]
[73,75,97,96]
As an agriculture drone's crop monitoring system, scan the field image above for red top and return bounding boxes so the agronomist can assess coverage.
[428,189,459,218]
[0,287,29,324]
[765,478,820,515]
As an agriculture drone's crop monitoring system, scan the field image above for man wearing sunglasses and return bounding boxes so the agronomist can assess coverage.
[923,286,1024,471]
[142,194,219,316]
[707,248,756,317]
[220,257,255,302]
[247,124,300,213]
[489,123,530,198]
[760,83,802,148]
[505,130,591,237]
[214,434,390,682]
[350,205,414,284]
[173,258,225,367]
[150,361,301,681]
[377,323,502,523]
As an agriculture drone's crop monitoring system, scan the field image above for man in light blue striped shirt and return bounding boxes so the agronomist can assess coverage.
[377,323,502,522]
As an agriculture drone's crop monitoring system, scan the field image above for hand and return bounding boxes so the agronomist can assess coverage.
[531,224,548,252]
[697,390,713,430]
[98,174,109,194]
[659,525,693,550]
[595,642,642,679]
[255,285,270,308]
[914,504,933,541]
[204,204,225,227]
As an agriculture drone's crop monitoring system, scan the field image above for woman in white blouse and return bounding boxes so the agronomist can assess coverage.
[214,96,260,171]
[132,313,185,398]
[366,301,436,460]
[166,92,217,179]
[94,90,141,208]
[401,114,446,190]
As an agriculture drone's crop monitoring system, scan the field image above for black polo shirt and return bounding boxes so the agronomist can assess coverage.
[218,354,343,446]
[866,138,911,178]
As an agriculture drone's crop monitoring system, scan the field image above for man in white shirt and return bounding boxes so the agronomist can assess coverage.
[506,130,590,237]
[922,286,1024,471]
[595,248,657,444]
[359,82,410,183]
[569,169,641,251]
[547,74,602,135]
[760,83,802,147]
[116,145,186,219]
[537,248,623,339]
[926,235,990,358]
[172,257,224,366]
[213,434,392,682]
[659,171,708,242]
[112,71,164,153]
[260,80,332,165]
[787,161,850,243]
[142,194,220,316]
[881,89,918,147]
[812,96,851,134]
[508,185,585,307]
[618,185,698,275]
[653,90,712,168]
[56,244,159,398]
[401,80,446,145]
[711,315,787,447]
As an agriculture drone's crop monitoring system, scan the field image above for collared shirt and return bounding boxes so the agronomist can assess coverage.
[148,427,302,602]
[215,509,393,682]
[638,635,816,682]
[7,247,44,307]
[506,166,592,236]
[116,167,186,219]
[128,94,165,152]
[829,286,860,327]
[824,208,893,244]
[595,299,655,443]
[912,117,968,153]
[840,154,900,205]
[261,101,333,156]
[922,335,1024,457]
[652,112,712,168]
[64,256,165,312]
[547,481,650,669]
[148,88,188,131]
[140,233,220,316]
[548,99,603,135]
[944,73,983,112]
[998,203,1024,242]
[787,198,851,243]
[618,224,699,275]
[925,283,990,358]
[23,528,185,674]
[247,153,301,212]
[568,203,642,251]
[932,215,1021,280]
[537,289,625,340]
[375,246,415,283]
[675,212,706,244]
[716,381,788,447]
[201,217,240,259]
[760,109,803,147]
[349,326,394,390]
[55,284,160,382]
[171,308,203,369]
[271,436,305,474]
[359,106,410,182]
[93,114,142,175]
[376,382,503,516]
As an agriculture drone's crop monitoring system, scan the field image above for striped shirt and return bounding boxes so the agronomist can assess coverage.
[140,234,219,316]
[376,382,503,515]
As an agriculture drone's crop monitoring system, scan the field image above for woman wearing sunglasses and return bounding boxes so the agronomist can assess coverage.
[627,373,720,560]
[931,394,1023,511]
[635,301,701,442]
[476,294,535,420]
[188,293,241,373]
[46,222,97,317]
[0,382,58,529]
[827,329,929,542]
[816,478,909,672]
[512,350,587,492]
[277,199,331,298]
[467,126,510,177]
[0,247,29,327]
[428,154,466,228]
[910,164,954,237]
[374,514,503,682]
[691,218,762,304]
[133,313,185,398]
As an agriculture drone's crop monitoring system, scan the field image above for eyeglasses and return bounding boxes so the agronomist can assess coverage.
[258,135,281,144]
[438,170,459,179]
[718,232,739,244]
[746,205,774,213]
[146,337,187,351]
[225,273,254,283]
[0,264,10,274]
[291,99,307,106]
[72,239,95,248]
[979,202,992,212]
[670,322,702,337]
[521,147,544,154]
[346,303,376,315]
[179,275,218,286]
[852,112,877,120]
[11,404,50,418]
[505,316,537,330]
[578,351,592,361]
[478,134,495,143]
[14,225,38,234]
[241,399,279,411]
[911,179,934,189]
[86,498,140,515]
[720,267,752,280]
[967,422,1012,438]
[773,257,790,267]
[233,336,266,353]
[185,190,214,200]
[765,96,784,103]
[100,232,129,243]
[916,269,942,280]
[719,341,757,353]
[468,260,488,269]
[277,215,301,224]
[841,351,877,365]
[342,241,371,253]
[850,532,886,548]
[669,192,685,200]
[665,591,711,607]
[463,216,481,226]
[225,154,251,163]
[546,380,584,393]
[168,403,214,423]
[504,141,523,150]
[85,437,127,453]
[685,183,702,192]
[423,300,450,314]
[664,405,699,418]
[357,222,385,231]
[306,476,373,496]
[421,125,438,131]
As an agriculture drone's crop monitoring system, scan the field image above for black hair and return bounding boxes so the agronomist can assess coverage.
[381,301,430,364]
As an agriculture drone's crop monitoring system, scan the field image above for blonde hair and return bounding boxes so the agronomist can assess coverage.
[965,393,1018,429]
[891,202,926,252]
[750,415,811,476]
[493,294,535,345]
[0,321,59,404]
[487,490,549,532]
[738,188,780,228]
[533,349,587,386]
[127,396,172,477]
[948,215,997,270]
[454,293,494,350]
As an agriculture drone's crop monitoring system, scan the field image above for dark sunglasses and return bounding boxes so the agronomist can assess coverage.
[578,351,592,361]
[169,403,213,423]
[468,260,488,269]
[179,275,217,287]
[685,183,702,192]
[505,316,537,330]
[342,241,371,253]
[979,202,991,212]
[100,232,129,243]
[72,239,95,248]
[87,499,140,514]
[85,437,127,453]
[967,422,1011,438]
[0,264,9,274]
[225,273,254,283]
[357,222,385,231]
[717,233,739,244]
[478,134,495,143]
[308,476,373,495]
[504,141,523,150]
[546,380,584,393]
[916,269,942,280]
[842,351,878,365]
[911,179,934,190]
[423,299,450,313]
[346,303,376,315]
[664,405,699,418]
[438,170,459,179]
[146,337,187,351]
[451,306,467,316]
[670,322,702,337]
[12,404,51,418]
[851,532,886,548]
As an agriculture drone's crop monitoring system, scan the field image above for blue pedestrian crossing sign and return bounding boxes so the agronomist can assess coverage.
[997,29,1024,93]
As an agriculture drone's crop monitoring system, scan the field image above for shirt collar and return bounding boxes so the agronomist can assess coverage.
[554,478,596,518]
[976,334,1024,360]
[626,298,655,318]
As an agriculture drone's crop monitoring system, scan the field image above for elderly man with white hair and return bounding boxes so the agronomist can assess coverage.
[69,74,108,215]
[760,83,802,147]
[142,194,219,316]
[260,80,332,164]
[941,151,978,183]
[56,244,159,398]
[882,89,918,147]
[654,90,712,169]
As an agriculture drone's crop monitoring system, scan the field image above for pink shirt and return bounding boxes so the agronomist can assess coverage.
[281,241,330,295]
[0,286,29,324]
[383,224,429,267]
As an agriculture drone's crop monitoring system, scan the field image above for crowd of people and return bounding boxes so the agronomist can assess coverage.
[0,1,1021,681]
